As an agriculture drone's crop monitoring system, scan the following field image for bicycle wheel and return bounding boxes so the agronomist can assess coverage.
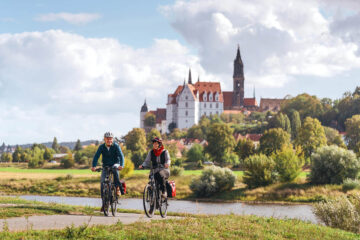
[102,183,110,216]
[143,184,155,218]
[111,185,118,217]
[159,194,168,218]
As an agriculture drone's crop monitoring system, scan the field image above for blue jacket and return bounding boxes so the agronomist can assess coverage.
[92,143,124,168]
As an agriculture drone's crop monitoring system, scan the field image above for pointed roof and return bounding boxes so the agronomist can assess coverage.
[140,99,148,112]
[188,69,192,84]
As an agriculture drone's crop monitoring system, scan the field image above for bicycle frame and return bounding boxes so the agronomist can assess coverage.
[97,166,119,216]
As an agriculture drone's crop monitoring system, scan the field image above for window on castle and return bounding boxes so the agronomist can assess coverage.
[185,102,188,108]
[216,103,218,108]
[210,104,212,108]
[185,96,188,100]
[185,111,188,116]
[204,103,206,108]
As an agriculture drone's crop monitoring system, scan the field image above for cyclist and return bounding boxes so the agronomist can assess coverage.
[139,137,171,198]
[91,132,124,210]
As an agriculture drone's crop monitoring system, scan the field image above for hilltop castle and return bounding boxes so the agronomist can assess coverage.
[140,46,283,133]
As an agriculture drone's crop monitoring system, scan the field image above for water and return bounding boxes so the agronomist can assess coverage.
[18,195,320,223]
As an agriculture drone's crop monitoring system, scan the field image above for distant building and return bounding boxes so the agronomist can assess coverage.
[259,98,284,112]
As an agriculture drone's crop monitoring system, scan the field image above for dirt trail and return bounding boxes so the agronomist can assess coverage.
[0,213,175,231]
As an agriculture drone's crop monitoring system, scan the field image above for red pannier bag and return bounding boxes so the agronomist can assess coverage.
[120,180,126,195]
[166,180,176,198]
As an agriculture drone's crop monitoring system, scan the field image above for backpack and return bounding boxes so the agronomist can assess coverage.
[166,180,176,198]
[120,180,126,195]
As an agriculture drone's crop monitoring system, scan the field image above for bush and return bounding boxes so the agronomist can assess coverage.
[170,166,184,176]
[343,178,360,192]
[243,154,277,189]
[314,194,360,233]
[172,157,184,167]
[186,144,204,162]
[60,153,75,168]
[190,166,236,197]
[310,145,360,184]
[119,158,134,178]
[273,145,303,182]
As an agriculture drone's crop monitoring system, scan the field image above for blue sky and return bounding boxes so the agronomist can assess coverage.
[1,0,360,145]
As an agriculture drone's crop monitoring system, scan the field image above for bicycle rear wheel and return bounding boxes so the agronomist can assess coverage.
[111,185,118,216]
[159,195,168,218]
[143,184,155,218]
[102,183,110,216]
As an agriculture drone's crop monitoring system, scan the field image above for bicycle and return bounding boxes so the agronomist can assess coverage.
[96,166,120,216]
[142,164,168,218]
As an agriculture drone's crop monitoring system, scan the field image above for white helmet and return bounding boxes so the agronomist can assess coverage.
[104,132,114,138]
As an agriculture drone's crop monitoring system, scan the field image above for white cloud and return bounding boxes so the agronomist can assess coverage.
[161,0,360,88]
[0,30,214,144]
[36,12,101,25]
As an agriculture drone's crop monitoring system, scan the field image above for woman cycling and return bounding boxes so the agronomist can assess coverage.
[139,137,171,198]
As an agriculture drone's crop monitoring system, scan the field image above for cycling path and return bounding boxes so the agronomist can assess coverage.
[0,213,176,231]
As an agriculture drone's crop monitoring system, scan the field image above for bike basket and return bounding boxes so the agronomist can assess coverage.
[120,180,126,195]
[166,180,176,198]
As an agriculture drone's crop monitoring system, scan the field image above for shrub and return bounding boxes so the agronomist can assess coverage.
[170,166,184,176]
[243,154,277,188]
[172,157,184,167]
[119,158,134,178]
[190,166,236,197]
[342,178,360,192]
[314,194,360,233]
[186,144,204,162]
[273,145,303,182]
[60,153,75,168]
[309,145,360,184]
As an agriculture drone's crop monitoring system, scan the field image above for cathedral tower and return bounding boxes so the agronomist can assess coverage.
[232,45,245,107]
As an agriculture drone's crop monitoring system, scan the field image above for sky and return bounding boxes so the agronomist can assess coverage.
[1,0,360,145]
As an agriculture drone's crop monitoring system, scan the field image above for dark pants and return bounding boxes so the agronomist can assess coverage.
[100,167,121,198]
[154,170,169,193]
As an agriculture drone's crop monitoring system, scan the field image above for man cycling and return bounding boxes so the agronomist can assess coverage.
[91,132,124,210]
[139,137,171,198]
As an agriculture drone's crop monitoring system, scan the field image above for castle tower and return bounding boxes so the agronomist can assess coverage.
[232,45,245,107]
[140,99,148,128]
[188,68,192,84]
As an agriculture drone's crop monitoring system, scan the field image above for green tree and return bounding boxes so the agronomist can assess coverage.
[59,146,71,153]
[60,153,75,168]
[12,146,22,163]
[169,128,187,140]
[43,147,54,160]
[284,114,291,135]
[124,128,147,152]
[28,147,45,168]
[187,125,205,140]
[243,154,277,188]
[198,116,211,138]
[273,145,303,182]
[310,145,360,184]
[281,93,324,120]
[165,142,178,159]
[205,122,236,166]
[1,152,12,162]
[259,128,291,156]
[290,110,301,139]
[234,138,255,162]
[268,113,286,129]
[345,115,360,152]
[146,128,161,149]
[52,137,60,153]
[295,117,327,158]
[323,126,346,148]
[73,139,82,151]
[74,151,83,164]
[186,144,204,162]
[144,112,156,127]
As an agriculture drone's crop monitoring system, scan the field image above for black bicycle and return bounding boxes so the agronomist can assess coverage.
[142,165,168,218]
[96,166,119,216]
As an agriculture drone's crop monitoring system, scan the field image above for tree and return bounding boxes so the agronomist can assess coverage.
[187,125,205,140]
[169,128,187,140]
[52,137,60,152]
[43,147,54,160]
[268,113,286,130]
[205,122,236,166]
[273,145,303,182]
[124,128,147,152]
[290,110,301,139]
[187,144,204,162]
[60,153,75,168]
[144,112,156,127]
[0,142,5,152]
[146,128,161,149]
[73,139,82,151]
[59,146,71,153]
[284,114,291,135]
[281,93,324,120]
[1,152,12,162]
[234,138,255,162]
[28,147,45,168]
[323,126,346,148]
[198,116,211,138]
[345,115,360,152]
[12,146,22,163]
[259,128,291,156]
[295,117,327,158]
[243,154,277,188]
[165,142,179,159]
[310,145,360,184]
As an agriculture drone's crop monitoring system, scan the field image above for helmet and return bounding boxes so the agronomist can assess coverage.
[104,132,114,138]
[152,137,162,144]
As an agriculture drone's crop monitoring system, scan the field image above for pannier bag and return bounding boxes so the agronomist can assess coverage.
[120,180,126,195]
[166,180,176,198]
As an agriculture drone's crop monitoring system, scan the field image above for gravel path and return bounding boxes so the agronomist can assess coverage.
[0,213,175,231]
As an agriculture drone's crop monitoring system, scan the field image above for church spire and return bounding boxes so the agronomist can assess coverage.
[197,75,200,83]
[140,99,148,112]
[188,68,192,84]
[253,85,256,98]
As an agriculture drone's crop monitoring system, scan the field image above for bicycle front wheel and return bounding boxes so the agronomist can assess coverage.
[143,184,155,218]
